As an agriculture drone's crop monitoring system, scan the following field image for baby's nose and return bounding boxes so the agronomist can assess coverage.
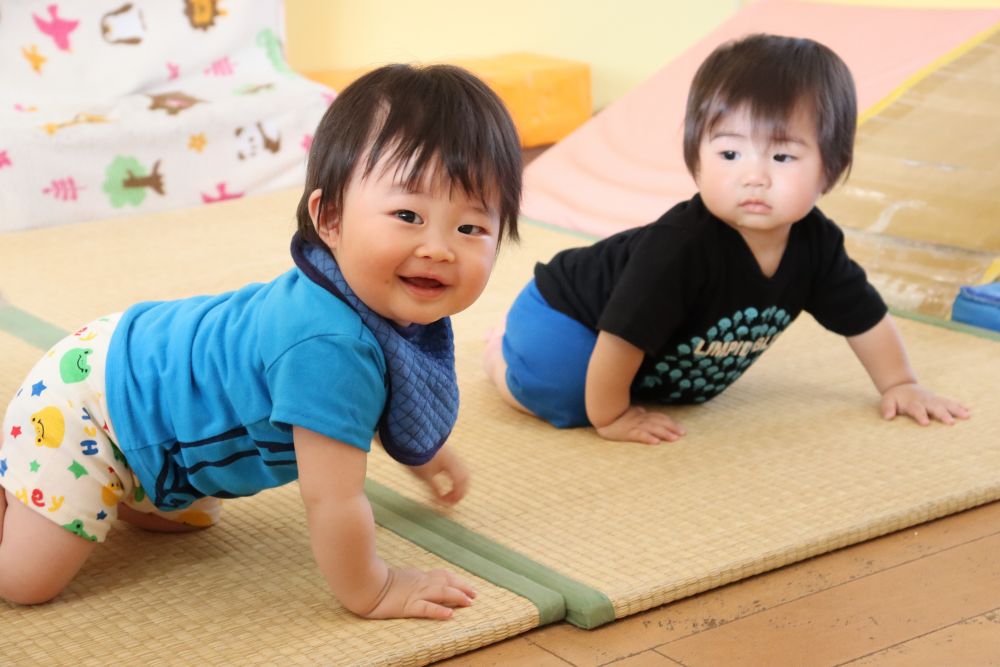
[742,163,770,187]
[415,230,456,262]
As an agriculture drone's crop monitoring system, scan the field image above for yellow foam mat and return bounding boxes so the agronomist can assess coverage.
[303,52,592,148]
[365,220,1000,621]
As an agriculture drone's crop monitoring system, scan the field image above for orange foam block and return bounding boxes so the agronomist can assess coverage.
[303,53,592,148]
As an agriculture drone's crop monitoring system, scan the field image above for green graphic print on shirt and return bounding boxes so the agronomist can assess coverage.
[634,306,793,404]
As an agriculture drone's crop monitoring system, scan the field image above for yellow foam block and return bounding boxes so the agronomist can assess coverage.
[303,53,592,148]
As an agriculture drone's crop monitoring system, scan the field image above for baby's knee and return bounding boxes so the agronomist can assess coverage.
[0,498,97,604]
[0,567,65,605]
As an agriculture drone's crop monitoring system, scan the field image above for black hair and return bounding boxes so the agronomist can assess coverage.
[683,34,857,192]
[296,63,522,244]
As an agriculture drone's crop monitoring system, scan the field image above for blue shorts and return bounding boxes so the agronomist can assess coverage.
[502,280,597,428]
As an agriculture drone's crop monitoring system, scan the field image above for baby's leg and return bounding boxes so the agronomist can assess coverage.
[117,496,221,533]
[483,327,533,416]
[0,490,97,604]
[488,280,596,428]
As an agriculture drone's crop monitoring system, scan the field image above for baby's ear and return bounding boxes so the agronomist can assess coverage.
[307,188,341,247]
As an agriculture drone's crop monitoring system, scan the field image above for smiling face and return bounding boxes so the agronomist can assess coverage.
[695,103,828,239]
[309,154,500,327]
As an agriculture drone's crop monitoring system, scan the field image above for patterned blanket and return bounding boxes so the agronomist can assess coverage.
[0,1,332,232]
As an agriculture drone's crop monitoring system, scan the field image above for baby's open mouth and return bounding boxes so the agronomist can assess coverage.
[402,276,444,289]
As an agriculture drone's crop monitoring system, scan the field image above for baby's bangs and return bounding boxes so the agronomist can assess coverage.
[704,81,805,143]
[362,109,503,213]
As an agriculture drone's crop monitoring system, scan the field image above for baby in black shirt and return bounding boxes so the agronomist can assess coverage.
[484,34,969,443]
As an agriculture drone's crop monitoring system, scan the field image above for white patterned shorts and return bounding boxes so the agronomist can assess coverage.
[1,314,220,542]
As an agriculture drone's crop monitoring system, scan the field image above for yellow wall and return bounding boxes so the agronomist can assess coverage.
[284,0,1000,111]
[284,0,742,110]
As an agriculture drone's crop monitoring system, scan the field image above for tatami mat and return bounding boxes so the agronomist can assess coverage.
[0,188,300,331]
[2,183,997,647]
[0,195,545,664]
[0,482,541,666]
[365,221,1000,625]
[0,331,43,406]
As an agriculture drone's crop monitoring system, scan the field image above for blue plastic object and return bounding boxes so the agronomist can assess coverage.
[952,283,1000,333]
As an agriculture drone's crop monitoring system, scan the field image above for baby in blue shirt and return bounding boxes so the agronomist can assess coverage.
[0,64,522,620]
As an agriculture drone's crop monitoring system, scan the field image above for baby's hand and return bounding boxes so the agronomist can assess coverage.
[408,447,470,505]
[880,382,970,426]
[364,567,475,620]
[595,405,685,445]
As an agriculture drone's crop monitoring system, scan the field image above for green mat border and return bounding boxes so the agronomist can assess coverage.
[0,303,68,350]
[367,479,615,629]
[888,306,1000,342]
[370,498,567,625]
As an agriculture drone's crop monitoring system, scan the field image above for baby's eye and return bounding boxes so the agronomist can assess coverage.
[720,150,738,161]
[458,224,487,236]
[773,153,796,163]
[394,210,421,224]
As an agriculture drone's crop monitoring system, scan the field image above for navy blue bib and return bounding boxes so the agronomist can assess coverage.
[292,234,458,465]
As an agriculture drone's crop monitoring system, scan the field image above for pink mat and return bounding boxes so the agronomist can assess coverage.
[522,0,1000,238]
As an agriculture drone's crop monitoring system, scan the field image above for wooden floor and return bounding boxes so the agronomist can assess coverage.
[437,146,1000,666]
[441,500,1000,666]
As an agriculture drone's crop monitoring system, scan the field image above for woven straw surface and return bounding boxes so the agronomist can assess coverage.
[0,195,540,665]
[3,182,998,634]
[0,482,539,665]
[0,331,41,406]
[0,188,300,330]
[367,221,1000,620]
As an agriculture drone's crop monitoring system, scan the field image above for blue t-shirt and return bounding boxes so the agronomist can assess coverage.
[105,268,387,510]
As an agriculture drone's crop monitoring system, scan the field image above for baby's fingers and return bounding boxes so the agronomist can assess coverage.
[880,395,900,421]
[643,414,685,443]
[407,584,474,619]
[406,599,457,620]
[945,399,971,420]
[652,413,685,437]
[902,402,931,426]
[641,423,682,444]
[927,398,971,425]
[441,571,477,599]
[628,428,665,445]
[427,570,476,603]
[436,584,475,608]
[429,473,467,506]
[926,402,957,425]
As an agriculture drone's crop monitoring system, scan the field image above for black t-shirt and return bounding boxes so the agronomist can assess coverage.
[534,194,887,404]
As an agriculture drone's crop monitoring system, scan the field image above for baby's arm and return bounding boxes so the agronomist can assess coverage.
[586,331,686,444]
[293,426,475,619]
[846,314,970,425]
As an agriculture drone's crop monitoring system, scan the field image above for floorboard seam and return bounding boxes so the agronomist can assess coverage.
[832,603,1000,666]
[649,526,1000,649]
